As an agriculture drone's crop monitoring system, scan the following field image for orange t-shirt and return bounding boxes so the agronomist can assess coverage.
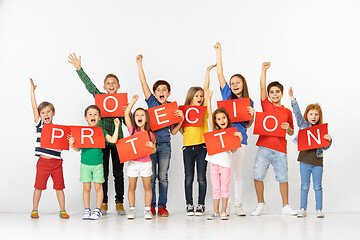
[256,98,293,153]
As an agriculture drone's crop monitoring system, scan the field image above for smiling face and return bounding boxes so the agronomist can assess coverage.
[39,106,55,124]
[215,112,229,129]
[134,109,147,129]
[103,77,120,94]
[230,76,244,97]
[268,86,283,105]
[154,84,170,104]
[306,109,320,125]
[85,108,101,127]
[190,90,204,106]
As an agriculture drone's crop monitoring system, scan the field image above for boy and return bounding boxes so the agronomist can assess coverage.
[136,54,184,217]
[68,53,126,215]
[30,78,69,219]
[251,62,297,216]
[68,105,120,220]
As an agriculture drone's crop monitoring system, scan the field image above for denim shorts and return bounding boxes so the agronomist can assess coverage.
[253,146,288,182]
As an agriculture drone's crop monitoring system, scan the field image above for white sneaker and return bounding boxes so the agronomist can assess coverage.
[144,207,153,220]
[220,212,228,220]
[297,208,307,218]
[281,204,297,215]
[235,204,246,216]
[251,203,266,216]
[226,199,231,216]
[316,210,324,218]
[82,208,91,220]
[127,207,136,219]
[90,208,102,220]
[207,212,220,220]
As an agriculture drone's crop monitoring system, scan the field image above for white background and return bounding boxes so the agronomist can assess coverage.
[0,0,359,214]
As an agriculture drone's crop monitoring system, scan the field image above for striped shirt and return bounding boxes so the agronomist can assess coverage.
[35,120,62,159]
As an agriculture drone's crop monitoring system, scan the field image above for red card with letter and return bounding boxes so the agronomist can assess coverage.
[116,131,153,163]
[204,127,241,155]
[148,101,183,131]
[217,98,252,123]
[253,112,287,137]
[70,126,105,148]
[95,93,128,117]
[179,105,206,127]
[40,124,71,150]
[298,123,330,151]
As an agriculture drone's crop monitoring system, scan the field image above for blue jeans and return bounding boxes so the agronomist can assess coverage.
[182,144,208,205]
[300,162,323,210]
[151,142,171,208]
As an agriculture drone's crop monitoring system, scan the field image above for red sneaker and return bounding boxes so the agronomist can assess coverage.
[158,207,169,217]
[150,206,156,216]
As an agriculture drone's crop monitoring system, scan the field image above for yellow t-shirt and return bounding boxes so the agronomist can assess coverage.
[182,111,209,146]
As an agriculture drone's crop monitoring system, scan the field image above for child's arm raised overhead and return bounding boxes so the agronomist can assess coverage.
[204,88,214,131]
[214,42,227,89]
[136,55,152,100]
[105,118,121,143]
[124,95,139,129]
[68,53,101,96]
[289,87,307,128]
[204,64,216,92]
[30,78,39,123]
[260,62,271,101]
[170,110,184,135]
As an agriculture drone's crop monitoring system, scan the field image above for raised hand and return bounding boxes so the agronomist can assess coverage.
[207,64,217,72]
[204,88,213,99]
[132,94,139,102]
[136,54,143,64]
[68,53,82,70]
[30,78,37,92]
[288,87,295,100]
[214,42,221,52]
[262,62,271,70]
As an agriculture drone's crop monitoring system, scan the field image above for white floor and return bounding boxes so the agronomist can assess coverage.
[2,211,359,240]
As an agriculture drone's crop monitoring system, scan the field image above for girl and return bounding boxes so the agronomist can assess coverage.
[179,64,216,216]
[124,95,157,220]
[205,89,243,220]
[289,87,332,218]
[213,42,255,216]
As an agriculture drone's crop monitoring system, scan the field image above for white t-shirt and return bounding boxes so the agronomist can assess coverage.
[205,151,232,168]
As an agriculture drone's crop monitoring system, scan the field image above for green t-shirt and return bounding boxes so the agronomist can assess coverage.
[81,129,108,165]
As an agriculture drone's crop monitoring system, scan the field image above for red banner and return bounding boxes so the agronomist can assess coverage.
[204,127,241,155]
[70,126,105,148]
[253,112,287,137]
[217,98,252,123]
[40,124,71,150]
[95,93,128,117]
[298,123,330,151]
[148,101,183,131]
[116,131,153,163]
[179,105,206,127]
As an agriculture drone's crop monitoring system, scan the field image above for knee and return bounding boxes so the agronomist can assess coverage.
[301,183,310,192]
[313,184,322,191]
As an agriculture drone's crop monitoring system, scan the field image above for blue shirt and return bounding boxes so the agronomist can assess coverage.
[220,83,254,145]
[146,94,171,143]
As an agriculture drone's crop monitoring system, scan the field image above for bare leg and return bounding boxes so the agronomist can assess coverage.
[128,177,138,207]
[94,183,104,209]
[142,176,152,207]
[221,197,228,213]
[56,190,65,211]
[254,179,265,203]
[83,182,91,209]
[33,189,42,211]
[279,182,289,207]
[213,199,220,214]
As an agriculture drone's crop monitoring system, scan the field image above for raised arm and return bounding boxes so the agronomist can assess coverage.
[204,64,216,92]
[289,87,307,128]
[214,42,227,89]
[136,55,152,100]
[30,78,39,123]
[124,95,139,129]
[68,53,81,70]
[260,62,271,101]
[106,118,121,143]
[204,88,214,130]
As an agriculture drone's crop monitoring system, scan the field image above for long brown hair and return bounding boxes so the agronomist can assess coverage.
[212,107,232,131]
[184,86,204,105]
[303,103,323,125]
[130,107,156,141]
[229,74,250,99]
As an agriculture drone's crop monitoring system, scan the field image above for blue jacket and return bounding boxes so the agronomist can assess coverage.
[291,99,332,158]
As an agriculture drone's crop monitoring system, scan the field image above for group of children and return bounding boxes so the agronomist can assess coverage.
[30,42,332,221]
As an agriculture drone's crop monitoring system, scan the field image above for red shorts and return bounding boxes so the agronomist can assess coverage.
[34,157,65,190]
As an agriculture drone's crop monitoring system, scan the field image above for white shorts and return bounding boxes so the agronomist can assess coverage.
[127,161,152,178]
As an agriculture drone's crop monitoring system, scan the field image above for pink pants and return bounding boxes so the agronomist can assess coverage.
[210,163,231,199]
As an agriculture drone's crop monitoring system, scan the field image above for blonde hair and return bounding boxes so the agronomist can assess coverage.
[303,103,323,125]
[184,87,204,106]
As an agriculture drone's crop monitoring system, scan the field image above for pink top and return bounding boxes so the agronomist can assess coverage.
[128,125,156,162]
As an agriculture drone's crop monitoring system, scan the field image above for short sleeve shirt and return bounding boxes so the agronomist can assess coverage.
[81,129,108,165]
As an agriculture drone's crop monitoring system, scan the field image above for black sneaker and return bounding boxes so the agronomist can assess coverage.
[195,204,205,216]
[186,204,195,216]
